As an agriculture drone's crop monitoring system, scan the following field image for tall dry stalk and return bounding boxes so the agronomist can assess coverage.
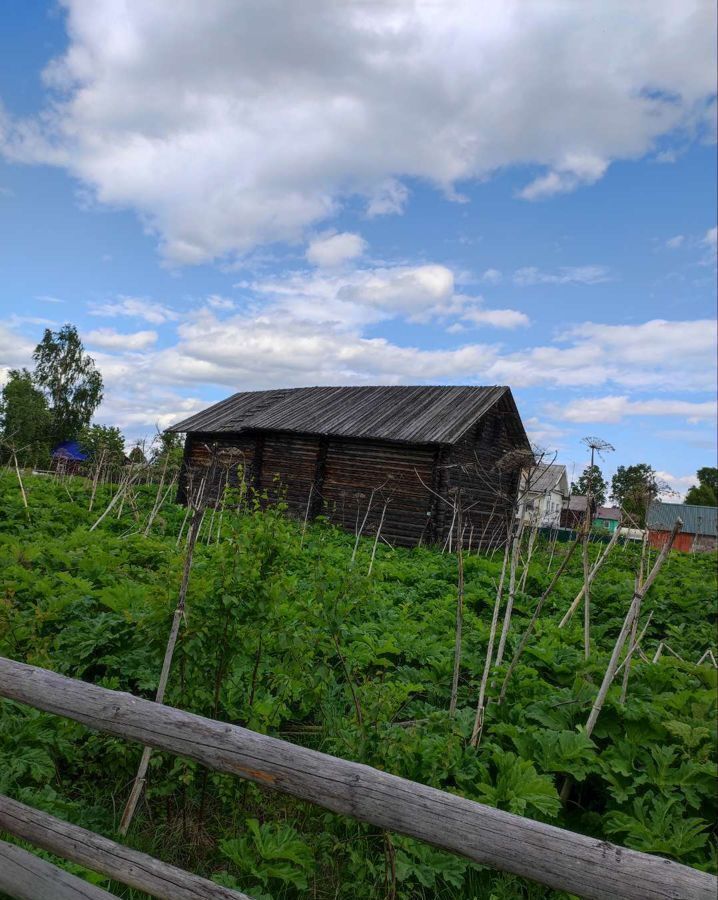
[448,491,464,717]
[558,522,622,627]
[560,519,681,803]
[498,535,581,703]
[470,525,511,746]
[494,521,524,668]
[368,501,388,576]
[119,506,205,835]
[11,451,30,522]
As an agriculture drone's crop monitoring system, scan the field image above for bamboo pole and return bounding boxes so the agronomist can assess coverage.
[0,655,713,900]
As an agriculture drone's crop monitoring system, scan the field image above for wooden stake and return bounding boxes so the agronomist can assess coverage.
[119,506,204,835]
[560,519,681,803]
[368,501,388,576]
[449,491,464,716]
[494,521,524,668]
[498,535,581,703]
[470,529,511,746]
[558,522,622,628]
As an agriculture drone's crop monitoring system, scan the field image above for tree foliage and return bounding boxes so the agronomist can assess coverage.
[685,468,718,508]
[32,325,103,445]
[610,464,660,526]
[79,424,126,465]
[0,368,52,467]
[570,463,608,507]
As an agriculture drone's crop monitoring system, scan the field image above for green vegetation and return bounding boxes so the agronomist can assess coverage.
[1,472,716,898]
[686,468,718,508]
[570,463,608,507]
[0,324,106,467]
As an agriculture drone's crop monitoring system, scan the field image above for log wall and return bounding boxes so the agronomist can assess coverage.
[177,396,527,548]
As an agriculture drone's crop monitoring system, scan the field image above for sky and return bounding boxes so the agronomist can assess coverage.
[0,0,716,497]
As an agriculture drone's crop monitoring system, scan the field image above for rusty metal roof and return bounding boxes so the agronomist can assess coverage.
[647,500,717,536]
[168,385,525,445]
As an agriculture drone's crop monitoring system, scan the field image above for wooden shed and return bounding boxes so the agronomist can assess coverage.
[168,385,531,548]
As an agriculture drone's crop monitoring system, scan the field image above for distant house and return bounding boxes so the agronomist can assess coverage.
[595,506,622,533]
[518,463,569,527]
[168,385,531,548]
[646,501,717,553]
[561,494,590,529]
[51,440,88,475]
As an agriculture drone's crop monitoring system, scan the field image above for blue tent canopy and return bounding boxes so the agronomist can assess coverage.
[52,440,89,462]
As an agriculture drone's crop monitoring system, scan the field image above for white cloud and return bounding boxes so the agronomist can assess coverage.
[518,154,608,201]
[88,296,178,325]
[306,232,366,268]
[513,265,611,286]
[365,179,409,217]
[549,395,717,424]
[0,323,35,385]
[206,294,235,310]
[701,225,717,265]
[665,234,685,249]
[655,470,698,500]
[246,262,528,329]
[461,306,530,329]
[85,328,158,351]
[489,318,717,390]
[1,1,714,262]
[481,268,502,285]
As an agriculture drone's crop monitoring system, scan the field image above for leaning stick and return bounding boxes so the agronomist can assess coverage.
[449,492,465,717]
[11,451,30,521]
[561,519,681,803]
[619,558,646,701]
[368,501,388,576]
[582,533,591,659]
[494,521,524,668]
[119,506,204,835]
[498,535,580,703]
[470,534,511,746]
[559,523,622,628]
[616,612,654,683]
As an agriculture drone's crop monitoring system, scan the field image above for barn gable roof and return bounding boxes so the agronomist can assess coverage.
[168,385,528,446]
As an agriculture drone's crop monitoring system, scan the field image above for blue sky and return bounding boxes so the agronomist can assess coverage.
[0,1,716,496]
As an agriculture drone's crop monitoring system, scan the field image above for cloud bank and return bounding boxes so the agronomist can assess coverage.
[0,0,715,263]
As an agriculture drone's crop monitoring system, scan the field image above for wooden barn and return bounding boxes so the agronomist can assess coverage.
[646,500,717,553]
[168,385,531,548]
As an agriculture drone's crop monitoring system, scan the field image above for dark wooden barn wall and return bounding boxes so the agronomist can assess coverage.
[320,438,436,546]
[443,393,523,549]
[178,401,524,548]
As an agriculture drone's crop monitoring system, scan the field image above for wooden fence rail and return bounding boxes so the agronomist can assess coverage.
[0,795,250,900]
[0,839,117,900]
[0,656,715,900]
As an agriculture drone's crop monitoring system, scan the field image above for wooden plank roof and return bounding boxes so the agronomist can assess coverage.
[168,385,526,445]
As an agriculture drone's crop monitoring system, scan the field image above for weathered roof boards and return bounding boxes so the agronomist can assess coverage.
[170,385,530,547]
